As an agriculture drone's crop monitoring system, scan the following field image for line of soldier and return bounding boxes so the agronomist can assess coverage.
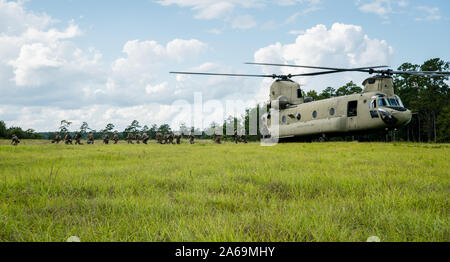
[11,129,248,146]
[155,132,183,145]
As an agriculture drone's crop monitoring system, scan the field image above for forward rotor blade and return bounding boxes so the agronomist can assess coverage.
[245,62,389,71]
[170,71,278,78]
[291,70,348,77]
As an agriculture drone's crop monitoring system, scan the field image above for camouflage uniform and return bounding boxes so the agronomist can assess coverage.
[175,134,181,145]
[240,134,248,144]
[168,133,175,144]
[11,134,20,146]
[156,132,163,144]
[142,133,149,144]
[214,133,221,144]
[164,133,173,145]
[135,133,141,144]
[113,133,119,144]
[103,134,110,144]
[52,133,61,144]
[189,132,195,144]
[234,129,239,144]
[87,132,95,144]
[74,132,83,145]
[127,133,134,144]
[64,133,73,145]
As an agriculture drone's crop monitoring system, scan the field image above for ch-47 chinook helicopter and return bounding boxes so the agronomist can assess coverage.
[171,63,450,141]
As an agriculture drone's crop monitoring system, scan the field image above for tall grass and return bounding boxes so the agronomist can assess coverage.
[0,140,448,242]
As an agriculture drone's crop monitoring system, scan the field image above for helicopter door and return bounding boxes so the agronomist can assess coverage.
[347,101,358,130]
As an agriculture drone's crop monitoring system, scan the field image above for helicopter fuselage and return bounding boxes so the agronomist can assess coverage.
[264,76,413,139]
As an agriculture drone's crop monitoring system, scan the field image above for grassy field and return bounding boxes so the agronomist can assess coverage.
[0,139,448,242]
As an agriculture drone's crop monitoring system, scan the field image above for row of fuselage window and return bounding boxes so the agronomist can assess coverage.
[281,107,337,124]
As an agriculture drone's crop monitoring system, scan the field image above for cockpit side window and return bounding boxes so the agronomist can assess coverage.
[369,99,377,109]
[395,95,405,107]
[378,98,388,107]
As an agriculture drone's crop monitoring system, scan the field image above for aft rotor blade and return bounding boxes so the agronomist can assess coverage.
[170,71,278,78]
[363,69,450,76]
[245,62,389,71]
[394,71,450,76]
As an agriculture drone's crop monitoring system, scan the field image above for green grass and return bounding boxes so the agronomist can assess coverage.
[0,140,448,242]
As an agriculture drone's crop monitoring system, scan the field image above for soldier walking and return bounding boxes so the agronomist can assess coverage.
[156,132,163,144]
[135,132,141,144]
[74,132,83,145]
[64,133,73,145]
[234,129,239,144]
[127,132,134,144]
[163,133,169,144]
[142,133,149,144]
[240,134,248,144]
[213,133,221,144]
[168,133,175,144]
[175,133,181,144]
[52,133,61,144]
[189,131,195,144]
[87,132,95,144]
[103,133,110,144]
[11,134,20,146]
[113,132,119,144]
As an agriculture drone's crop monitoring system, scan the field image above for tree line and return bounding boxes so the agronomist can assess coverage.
[0,121,43,139]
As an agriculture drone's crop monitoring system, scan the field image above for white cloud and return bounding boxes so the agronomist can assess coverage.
[415,6,441,21]
[231,15,257,30]
[253,23,394,94]
[0,0,54,35]
[105,38,208,105]
[355,0,414,20]
[288,30,305,35]
[156,0,321,30]
[0,1,104,109]
[207,28,222,35]
[173,62,261,102]
[146,82,168,94]
[357,0,393,19]
[193,1,235,20]
[167,38,208,61]
[397,0,408,7]
[277,0,321,7]
[110,39,203,82]
[284,13,300,24]
[156,0,262,20]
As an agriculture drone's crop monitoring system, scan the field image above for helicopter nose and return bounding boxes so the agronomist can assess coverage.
[392,109,412,126]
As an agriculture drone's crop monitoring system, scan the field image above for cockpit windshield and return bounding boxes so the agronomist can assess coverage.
[374,95,405,108]
[388,98,399,106]
[377,97,389,107]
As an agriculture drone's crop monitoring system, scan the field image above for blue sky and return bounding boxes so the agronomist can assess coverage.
[0,0,449,131]
[25,0,449,65]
